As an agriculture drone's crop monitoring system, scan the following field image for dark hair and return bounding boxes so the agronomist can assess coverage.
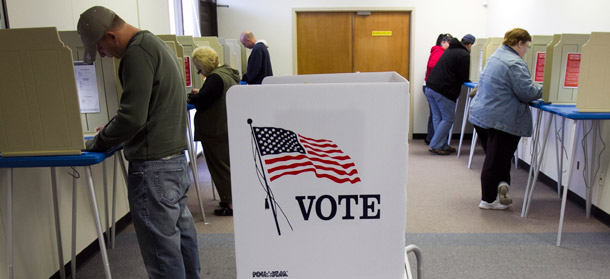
[502,28,532,47]
[435,33,453,46]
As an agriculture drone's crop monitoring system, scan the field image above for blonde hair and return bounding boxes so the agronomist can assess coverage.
[502,28,532,47]
[191,46,219,76]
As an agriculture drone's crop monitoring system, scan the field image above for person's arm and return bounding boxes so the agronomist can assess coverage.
[86,49,154,151]
[187,74,224,110]
[243,44,263,83]
[509,62,543,103]
[426,49,442,79]
[458,53,471,83]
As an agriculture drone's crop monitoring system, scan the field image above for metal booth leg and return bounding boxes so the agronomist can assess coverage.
[84,166,112,278]
[50,167,66,279]
[186,110,207,223]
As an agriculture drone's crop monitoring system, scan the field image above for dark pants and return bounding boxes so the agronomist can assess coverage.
[474,125,520,203]
[201,137,232,205]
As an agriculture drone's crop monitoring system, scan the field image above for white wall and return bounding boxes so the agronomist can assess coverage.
[487,0,610,37]
[5,0,171,33]
[216,0,488,137]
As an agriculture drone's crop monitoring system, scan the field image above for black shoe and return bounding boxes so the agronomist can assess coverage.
[214,207,233,216]
[219,201,229,208]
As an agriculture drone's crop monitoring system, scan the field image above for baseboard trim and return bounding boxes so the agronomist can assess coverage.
[49,213,132,279]
[517,159,610,228]
[413,133,473,141]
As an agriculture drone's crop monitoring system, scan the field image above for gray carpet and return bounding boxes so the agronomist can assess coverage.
[75,139,610,278]
[76,233,237,279]
[77,232,610,278]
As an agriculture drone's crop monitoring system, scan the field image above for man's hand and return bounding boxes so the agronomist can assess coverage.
[95,125,104,133]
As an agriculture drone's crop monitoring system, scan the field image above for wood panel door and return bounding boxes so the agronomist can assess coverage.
[296,12,353,74]
[296,11,410,80]
[353,12,410,79]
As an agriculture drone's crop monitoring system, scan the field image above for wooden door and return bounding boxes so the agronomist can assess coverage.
[296,12,353,74]
[353,12,410,79]
[296,11,410,80]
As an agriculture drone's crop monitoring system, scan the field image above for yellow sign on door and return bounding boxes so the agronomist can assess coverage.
[372,31,392,36]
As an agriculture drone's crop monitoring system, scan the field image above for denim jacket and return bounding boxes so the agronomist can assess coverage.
[468,45,542,137]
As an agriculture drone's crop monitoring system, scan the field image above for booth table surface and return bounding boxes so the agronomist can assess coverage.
[539,104,610,119]
[464,81,478,88]
[0,151,107,168]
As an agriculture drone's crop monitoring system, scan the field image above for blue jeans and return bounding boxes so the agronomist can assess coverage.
[423,86,434,142]
[127,154,200,279]
[425,87,456,150]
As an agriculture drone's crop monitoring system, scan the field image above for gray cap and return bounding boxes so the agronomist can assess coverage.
[462,34,476,44]
[77,6,116,64]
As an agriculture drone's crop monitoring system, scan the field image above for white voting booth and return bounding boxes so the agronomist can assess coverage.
[227,72,409,279]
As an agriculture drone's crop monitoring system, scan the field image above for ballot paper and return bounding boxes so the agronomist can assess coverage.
[74,61,100,113]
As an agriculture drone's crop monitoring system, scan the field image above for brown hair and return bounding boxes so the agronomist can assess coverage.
[502,28,532,47]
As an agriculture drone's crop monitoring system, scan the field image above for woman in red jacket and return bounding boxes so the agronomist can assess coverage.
[423,33,452,144]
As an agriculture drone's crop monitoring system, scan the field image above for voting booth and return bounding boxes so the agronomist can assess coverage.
[158,34,189,93]
[197,36,224,65]
[59,31,121,135]
[469,37,487,82]
[0,27,86,156]
[227,72,409,279]
[576,32,610,112]
[541,33,590,104]
[219,38,244,77]
[524,35,553,84]
[482,37,503,70]
[177,35,203,91]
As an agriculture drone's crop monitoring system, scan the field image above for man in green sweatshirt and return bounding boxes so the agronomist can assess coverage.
[77,6,200,278]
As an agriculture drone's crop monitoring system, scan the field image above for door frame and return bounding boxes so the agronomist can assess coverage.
[292,7,415,138]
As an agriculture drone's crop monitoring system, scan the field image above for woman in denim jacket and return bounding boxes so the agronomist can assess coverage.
[468,28,543,210]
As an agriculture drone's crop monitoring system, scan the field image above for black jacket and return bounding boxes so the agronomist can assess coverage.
[426,38,470,102]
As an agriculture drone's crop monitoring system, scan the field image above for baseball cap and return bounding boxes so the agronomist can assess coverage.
[77,6,116,64]
[462,34,476,44]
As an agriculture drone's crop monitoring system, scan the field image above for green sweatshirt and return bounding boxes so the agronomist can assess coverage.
[190,64,240,143]
[86,31,188,161]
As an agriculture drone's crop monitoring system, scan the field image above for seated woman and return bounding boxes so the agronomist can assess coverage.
[188,46,240,216]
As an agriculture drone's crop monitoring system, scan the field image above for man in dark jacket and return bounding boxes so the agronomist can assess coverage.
[424,34,475,155]
[240,31,273,84]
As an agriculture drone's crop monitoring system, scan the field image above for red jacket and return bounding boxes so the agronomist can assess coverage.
[425,45,445,81]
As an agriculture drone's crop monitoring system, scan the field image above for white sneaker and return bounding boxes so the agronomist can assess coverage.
[479,200,509,210]
[497,182,512,205]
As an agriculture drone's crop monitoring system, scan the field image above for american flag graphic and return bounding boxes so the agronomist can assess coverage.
[253,126,361,184]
